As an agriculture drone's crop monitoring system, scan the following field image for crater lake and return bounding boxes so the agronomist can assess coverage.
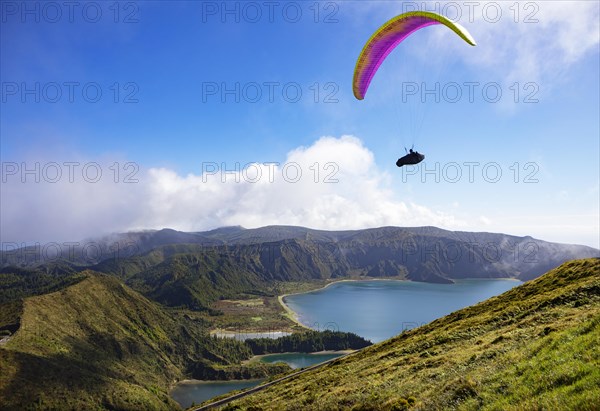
[283,279,522,342]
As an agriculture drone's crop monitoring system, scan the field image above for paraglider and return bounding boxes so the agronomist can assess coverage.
[396,149,425,167]
[352,11,476,168]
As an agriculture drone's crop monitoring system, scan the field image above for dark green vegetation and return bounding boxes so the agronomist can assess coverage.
[0,272,370,409]
[4,226,598,282]
[228,258,600,410]
[0,225,597,410]
[245,331,371,355]
[0,300,22,337]
[0,272,288,410]
[2,226,597,332]
[0,263,83,304]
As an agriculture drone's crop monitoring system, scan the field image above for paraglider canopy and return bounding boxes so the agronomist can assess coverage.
[353,11,476,100]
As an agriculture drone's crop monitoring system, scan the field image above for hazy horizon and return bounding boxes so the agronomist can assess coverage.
[3,224,598,250]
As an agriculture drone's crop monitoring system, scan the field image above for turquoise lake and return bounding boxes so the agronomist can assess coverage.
[283,279,522,343]
[170,379,264,409]
[259,352,345,369]
[171,278,521,406]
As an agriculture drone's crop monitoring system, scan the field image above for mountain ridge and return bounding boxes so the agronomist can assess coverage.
[2,226,597,311]
[3,225,597,268]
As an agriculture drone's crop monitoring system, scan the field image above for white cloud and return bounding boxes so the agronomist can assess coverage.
[0,136,465,244]
[435,1,599,87]
[132,136,463,232]
[3,136,597,248]
[347,1,599,98]
[478,216,492,225]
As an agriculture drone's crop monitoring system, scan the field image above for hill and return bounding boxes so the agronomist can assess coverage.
[228,258,600,410]
[3,227,597,316]
[0,272,284,410]
[89,229,597,312]
[0,263,83,304]
[3,227,597,285]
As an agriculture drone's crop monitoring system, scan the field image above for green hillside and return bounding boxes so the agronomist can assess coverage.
[228,258,600,410]
[0,263,83,304]
[3,227,597,323]
[0,272,284,410]
[2,259,598,410]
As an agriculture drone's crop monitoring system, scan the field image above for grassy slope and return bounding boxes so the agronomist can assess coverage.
[0,273,181,409]
[230,258,600,410]
[0,271,261,410]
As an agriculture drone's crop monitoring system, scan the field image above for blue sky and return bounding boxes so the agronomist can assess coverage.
[1,1,599,248]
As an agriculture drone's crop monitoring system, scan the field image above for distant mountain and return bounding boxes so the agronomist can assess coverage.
[85,227,597,311]
[229,258,600,409]
[2,226,597,310]
[0,228,223,267]
[3,226,597,273]
[89,225,598,283]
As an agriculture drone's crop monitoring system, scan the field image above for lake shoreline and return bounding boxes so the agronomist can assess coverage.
[278,277,409,329]
[173,378,265,385]
[210,329,294,339]
[172,349,355,391]
[244,349,355,365]
[279,277,523,343]
[209,277,522,337]
[206,279,398,340]
[171,349,355,388]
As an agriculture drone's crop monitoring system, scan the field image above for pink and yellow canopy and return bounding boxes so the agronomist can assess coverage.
[353,11,476,100]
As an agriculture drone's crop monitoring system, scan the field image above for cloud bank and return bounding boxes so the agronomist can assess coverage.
[1,136,464,244]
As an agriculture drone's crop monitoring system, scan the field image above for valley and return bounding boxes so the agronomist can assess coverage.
[0,226,598,409]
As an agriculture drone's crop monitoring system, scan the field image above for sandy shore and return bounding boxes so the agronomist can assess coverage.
[277,294,311,330]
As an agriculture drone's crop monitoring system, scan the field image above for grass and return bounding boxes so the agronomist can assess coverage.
[1,259,598,410]
[228,258,600,410]
[0,272,281,410]
[203,280,334,333]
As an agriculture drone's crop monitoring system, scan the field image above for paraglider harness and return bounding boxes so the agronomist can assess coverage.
[396,147,425,167]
